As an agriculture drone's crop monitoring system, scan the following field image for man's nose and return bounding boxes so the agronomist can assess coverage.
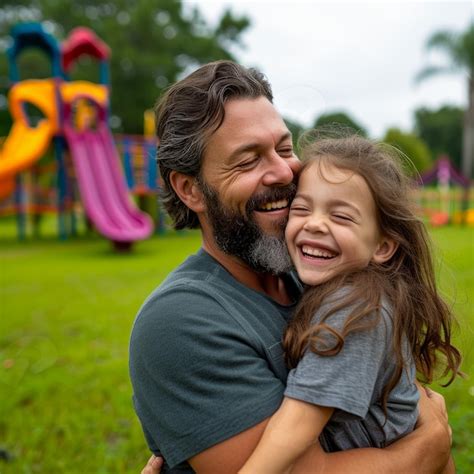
[262,153,299,187]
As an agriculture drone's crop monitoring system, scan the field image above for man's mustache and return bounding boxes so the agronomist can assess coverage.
[246,183,297,215]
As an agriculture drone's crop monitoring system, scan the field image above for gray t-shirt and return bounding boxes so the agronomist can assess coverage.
[129,249,300,471]
[285,294,419,451]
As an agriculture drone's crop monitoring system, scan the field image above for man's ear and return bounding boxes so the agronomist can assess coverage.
[169,171,206,213]
[372,237,399,264]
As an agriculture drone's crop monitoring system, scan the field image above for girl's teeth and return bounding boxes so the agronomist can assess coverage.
[302,245,336,258]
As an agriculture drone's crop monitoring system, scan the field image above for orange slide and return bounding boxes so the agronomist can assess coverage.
[0,79,58,200]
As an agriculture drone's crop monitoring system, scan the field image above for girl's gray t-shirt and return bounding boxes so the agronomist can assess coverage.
[284,296,419,451]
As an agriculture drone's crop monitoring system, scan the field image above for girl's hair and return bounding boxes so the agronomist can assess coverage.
[283,131,462,409]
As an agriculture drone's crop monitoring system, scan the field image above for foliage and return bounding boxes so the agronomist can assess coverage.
[416,22,474,81]
[0,221,473,473]
[284,117,305,151]
[0,1,250,133]
[313,111,368,137]
[416,21,474,178]
[383,127,432,175]
[414,105,463,169]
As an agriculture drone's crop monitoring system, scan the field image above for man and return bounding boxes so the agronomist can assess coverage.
[130,60,452,473]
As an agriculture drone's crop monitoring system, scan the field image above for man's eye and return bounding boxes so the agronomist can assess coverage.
[238,156,260,168]
[278,147,294,157]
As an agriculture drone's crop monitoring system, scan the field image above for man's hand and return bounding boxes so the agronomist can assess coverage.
[418,385,454,473]
[141,455,163,474]
[417,383,452,449]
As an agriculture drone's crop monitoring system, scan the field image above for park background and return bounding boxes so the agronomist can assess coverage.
[0,0,473,472]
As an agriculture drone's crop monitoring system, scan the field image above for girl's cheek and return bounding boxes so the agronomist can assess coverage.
[284,218,295,243]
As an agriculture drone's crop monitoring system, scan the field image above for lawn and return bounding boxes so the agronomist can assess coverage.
[0,222,473,473]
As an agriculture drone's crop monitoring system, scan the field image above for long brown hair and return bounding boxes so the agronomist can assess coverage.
[283,133,462,408]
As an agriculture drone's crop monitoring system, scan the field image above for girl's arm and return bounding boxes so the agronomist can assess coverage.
[238,397,333,474]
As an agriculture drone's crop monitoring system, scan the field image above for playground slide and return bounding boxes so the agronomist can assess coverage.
[0,120,54,200]
[64,122,153,243]
[0,80,57,199]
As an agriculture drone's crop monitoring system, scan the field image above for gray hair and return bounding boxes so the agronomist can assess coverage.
[155,60,273,229]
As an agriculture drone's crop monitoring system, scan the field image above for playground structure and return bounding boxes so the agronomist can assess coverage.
[416,156,474,227]
[0,23,153,247]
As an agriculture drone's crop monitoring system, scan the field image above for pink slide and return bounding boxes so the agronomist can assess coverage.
[64,122,153,243]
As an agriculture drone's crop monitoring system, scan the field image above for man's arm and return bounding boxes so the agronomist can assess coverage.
[187,386,451,474]
[141,387,452,474]
[188,419,269,474]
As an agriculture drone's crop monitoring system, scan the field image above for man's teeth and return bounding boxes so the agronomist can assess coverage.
[301,245,337,259]
[259,199,288,211]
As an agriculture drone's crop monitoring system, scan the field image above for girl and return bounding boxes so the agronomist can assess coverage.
[240,134,461,473]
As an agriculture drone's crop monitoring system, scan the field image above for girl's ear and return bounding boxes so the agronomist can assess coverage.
[372,237,399,264]
[169,171,206,213]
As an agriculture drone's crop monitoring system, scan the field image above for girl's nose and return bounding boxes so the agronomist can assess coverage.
[303,214,329,233]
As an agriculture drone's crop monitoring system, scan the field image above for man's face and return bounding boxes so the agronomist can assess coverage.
[199,97,302,274]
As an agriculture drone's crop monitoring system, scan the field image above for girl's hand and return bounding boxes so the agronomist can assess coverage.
[141,454,163,474]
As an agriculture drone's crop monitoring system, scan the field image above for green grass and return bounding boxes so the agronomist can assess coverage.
[0,222,472,473]
[430,226,474,470]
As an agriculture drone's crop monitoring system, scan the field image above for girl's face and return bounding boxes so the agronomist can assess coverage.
[285,160,393,286]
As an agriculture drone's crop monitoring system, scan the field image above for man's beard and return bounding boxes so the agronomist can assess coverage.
[199,181,296,275]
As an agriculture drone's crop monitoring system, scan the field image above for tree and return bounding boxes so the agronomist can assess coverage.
[414,105,463,169]
[284,117,305,151]
[383,127,432,175]
[0,1,250,133]
[416,22,474,178]
[313,111,368,137]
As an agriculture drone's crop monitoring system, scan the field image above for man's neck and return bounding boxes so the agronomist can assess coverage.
[202,239,293,306]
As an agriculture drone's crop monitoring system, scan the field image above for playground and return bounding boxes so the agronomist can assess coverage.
[0,23,156,250]
[1,21,473,474]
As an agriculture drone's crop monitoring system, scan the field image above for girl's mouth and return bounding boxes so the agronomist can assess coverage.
[301,245,338,260]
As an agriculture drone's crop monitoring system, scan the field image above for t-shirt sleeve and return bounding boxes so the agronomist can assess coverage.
[129,283,285,468]
[284,303,392,420]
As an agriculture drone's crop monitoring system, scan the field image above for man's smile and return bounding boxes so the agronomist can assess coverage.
[256,199,289,212]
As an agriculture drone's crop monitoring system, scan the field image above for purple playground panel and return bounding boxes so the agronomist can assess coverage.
[64,121,153,243]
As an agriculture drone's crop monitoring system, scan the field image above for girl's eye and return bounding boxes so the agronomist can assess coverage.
[333,214,354,222]
[290,205,309,213]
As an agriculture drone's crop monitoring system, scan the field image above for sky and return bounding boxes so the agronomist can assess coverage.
[186,0,472,138]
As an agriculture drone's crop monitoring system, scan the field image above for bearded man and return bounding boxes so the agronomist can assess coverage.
[129,61,452,473]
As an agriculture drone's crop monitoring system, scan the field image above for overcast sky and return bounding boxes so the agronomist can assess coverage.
[187,0,472,138]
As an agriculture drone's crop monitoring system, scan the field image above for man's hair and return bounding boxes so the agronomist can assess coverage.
[155,60,273,229]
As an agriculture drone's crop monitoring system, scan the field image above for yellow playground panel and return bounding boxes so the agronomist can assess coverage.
[0,79,58,199]
[59,81,108,108]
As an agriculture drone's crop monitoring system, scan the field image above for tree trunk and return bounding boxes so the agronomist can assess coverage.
[462,75,474,179]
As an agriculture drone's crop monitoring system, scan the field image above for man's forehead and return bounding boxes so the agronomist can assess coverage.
[223,96,281,123]
[218,98,289,143]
